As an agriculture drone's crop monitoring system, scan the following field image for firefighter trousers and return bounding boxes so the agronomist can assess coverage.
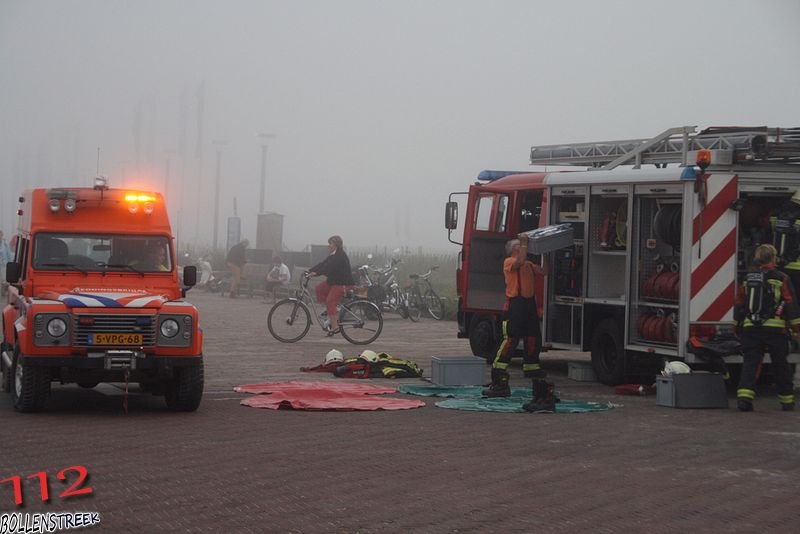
[737,327,794,405]
[492,296,542,373]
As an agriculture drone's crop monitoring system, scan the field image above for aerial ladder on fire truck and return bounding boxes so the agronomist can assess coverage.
[529,126,800,170]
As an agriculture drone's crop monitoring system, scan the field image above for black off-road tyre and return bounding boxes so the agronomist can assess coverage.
[590,318,627,385]
[469,315,499,363]
[165,360,204,412]
[12,349,51,413]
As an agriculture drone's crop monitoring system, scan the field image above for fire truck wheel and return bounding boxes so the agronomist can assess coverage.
[11,347,51,413]
[165,359,204,412]
[590,319,627,385]
[469,315,498,363]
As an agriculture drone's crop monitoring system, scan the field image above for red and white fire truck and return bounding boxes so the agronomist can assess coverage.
[446,126,800,384]
[1,179,203,411]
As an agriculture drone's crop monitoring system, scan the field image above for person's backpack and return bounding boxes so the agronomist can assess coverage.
[743,271,779,325]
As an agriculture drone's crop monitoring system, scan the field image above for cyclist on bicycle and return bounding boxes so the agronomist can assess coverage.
[308,235,355,336]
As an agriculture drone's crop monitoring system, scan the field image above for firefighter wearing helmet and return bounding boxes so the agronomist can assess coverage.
[733,244,800,412]
[769,189,800,295]
[483,233,549,398]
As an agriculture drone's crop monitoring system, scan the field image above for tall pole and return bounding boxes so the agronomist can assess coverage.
[256,133,276,214]
[212,140,226,251]
[259,143,267,214]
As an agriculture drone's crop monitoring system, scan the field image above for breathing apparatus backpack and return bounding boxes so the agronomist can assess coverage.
[773,213,800,264]
[742,270,780,326]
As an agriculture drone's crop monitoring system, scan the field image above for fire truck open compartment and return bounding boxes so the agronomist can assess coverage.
[451,126,800,384]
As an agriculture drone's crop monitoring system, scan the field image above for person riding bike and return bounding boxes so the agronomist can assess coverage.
[308,235,355,336]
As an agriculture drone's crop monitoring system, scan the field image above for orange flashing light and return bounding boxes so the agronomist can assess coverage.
[124,194,156,202]
[695,149,712,170]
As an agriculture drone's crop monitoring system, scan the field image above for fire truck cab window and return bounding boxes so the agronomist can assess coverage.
[494,195,509,232]
[474,195,494,231]
[520,191,542,233]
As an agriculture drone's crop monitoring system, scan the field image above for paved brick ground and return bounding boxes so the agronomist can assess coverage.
[1,291,798,533]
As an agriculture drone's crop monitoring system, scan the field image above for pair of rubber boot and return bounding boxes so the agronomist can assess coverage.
[482,370,559,413]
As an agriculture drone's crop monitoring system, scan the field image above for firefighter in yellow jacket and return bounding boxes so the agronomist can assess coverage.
[484,234,549,398]
[734,244,800,412]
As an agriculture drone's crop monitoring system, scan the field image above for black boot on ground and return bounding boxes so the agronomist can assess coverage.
[523,379,559,413]
[737,399,754,412]
[482,369,511,398]
[781,403,794,412]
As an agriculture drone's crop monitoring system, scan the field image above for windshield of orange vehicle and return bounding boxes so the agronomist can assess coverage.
[33,233,172,273]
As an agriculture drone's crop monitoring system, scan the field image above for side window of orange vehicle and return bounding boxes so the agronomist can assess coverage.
[15,237,29,281]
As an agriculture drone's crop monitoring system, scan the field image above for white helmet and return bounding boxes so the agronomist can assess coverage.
[792,189,800,205]
[662,361,691,376]
[325,349,344,364]
[359,349,379,363]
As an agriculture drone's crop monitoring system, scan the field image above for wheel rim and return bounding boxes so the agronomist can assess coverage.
[339,301,383,344]
[14,361,23,398]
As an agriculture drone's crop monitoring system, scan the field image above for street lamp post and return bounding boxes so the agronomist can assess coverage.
[212,140,227,251]
[256,133,276,214]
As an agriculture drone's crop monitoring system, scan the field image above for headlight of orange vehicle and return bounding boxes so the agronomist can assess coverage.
[34,313,71,346]
[157,314,193,347]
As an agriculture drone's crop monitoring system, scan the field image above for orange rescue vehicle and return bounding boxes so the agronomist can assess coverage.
[1,180,202,412]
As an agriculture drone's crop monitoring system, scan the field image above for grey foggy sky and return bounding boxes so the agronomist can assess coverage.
[2,0,799,252]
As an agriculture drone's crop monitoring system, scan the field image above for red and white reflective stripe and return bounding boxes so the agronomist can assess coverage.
[690,174,738,322]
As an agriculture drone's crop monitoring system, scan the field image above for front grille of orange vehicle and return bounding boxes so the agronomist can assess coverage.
[72,314,157,347]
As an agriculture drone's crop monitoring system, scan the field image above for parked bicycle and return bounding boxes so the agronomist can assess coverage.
[407,266,445,320]
[267,272,383,345]
[359,254,420,322]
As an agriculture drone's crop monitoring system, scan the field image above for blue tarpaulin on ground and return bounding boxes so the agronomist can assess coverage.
[398,384,613,413]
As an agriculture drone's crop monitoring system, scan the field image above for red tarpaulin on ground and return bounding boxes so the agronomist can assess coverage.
[241,391,425,411]
[235,381,424,411]
[234,380,396,395]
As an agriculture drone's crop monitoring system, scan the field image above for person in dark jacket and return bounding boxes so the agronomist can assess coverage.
[225,239,249,298]
[309,235,354,335]
[734,244,800,412]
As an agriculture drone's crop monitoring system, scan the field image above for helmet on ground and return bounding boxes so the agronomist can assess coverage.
[325,349,344,364]
[359,349,379,363]
[792,189,800,205]
[662,361,691,376]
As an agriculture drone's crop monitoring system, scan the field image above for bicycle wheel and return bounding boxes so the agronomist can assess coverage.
[338,300,383,345]
[423,289,445,320]
[405,290,422,322]
[267,299,311,342]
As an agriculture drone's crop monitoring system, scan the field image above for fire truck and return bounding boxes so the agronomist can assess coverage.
[446,126,800,384]
[1,179,203,411]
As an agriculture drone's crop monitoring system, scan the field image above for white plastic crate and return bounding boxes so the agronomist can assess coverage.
[431,356,488,386]
[568,362,596,382]
[656,373,728,409]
